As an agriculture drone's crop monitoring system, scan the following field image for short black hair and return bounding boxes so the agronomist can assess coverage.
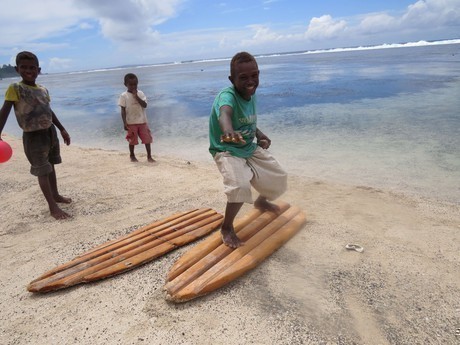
[124,73,138,85]
[16,51,39,66]
[230,52,257,77]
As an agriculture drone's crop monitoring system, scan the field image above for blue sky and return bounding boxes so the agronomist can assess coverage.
[1,0,459,73]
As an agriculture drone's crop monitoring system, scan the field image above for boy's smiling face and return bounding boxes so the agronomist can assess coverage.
[16,59,41,86]
[229,60,259,101]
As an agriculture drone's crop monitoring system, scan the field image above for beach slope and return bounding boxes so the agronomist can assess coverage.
[0,134,458,345]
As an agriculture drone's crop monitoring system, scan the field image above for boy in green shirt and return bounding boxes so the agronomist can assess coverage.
[209,52,287,248]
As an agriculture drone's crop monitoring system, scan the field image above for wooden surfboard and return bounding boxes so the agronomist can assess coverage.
[164,201,306,302]
[28,208,223,293]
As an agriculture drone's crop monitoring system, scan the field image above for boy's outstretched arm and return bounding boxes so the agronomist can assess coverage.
[51,110,71,146]
[219,105,246,144]
[0,100,13,140]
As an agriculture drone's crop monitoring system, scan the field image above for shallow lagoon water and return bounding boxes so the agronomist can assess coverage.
[1,43,459,203]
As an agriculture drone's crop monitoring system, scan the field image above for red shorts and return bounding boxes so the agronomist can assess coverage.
[126,123,153,145]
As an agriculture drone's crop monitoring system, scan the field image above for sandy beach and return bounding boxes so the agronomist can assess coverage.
[0,133,459,345]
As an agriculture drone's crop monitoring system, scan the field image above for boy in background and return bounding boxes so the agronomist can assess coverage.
[0,51,72,220]
[118,73,155,162]
[209,52,287,248]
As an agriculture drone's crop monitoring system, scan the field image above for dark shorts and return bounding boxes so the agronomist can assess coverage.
[23,125,62,176]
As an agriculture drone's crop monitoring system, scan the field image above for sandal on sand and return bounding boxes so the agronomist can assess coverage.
[345,244,364,253]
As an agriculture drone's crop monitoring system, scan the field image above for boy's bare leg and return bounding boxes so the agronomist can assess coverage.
[145,143,156,162]
[38,174,71,220]
[221,202,244,248]
[129,144,138,162]
[254,195,280,214]
[49,167,71,204]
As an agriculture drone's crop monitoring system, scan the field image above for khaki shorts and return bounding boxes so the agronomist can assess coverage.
[214,146,287,203]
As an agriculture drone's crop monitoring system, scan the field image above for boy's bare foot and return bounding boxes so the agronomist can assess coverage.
[50,206,71,220]
[147,156,156,163]
[130,155,138,162]
[221,226,244,248]
[254,197,280,214]
[55,195,72,204]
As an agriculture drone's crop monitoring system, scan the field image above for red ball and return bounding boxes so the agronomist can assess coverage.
[0,141,13,163]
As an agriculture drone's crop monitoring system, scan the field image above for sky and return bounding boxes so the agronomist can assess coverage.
[0,0,459,73]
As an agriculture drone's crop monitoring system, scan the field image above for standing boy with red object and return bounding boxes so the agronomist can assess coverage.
[0,51,72,220]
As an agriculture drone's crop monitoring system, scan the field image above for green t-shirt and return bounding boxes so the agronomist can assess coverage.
[209,86,258,158]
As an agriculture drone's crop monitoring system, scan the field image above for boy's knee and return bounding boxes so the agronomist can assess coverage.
[225,183,253,204]
[253,171,287,200]
[31,162,53,176]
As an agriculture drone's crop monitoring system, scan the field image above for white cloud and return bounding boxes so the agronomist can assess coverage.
[76,0,182,44]
[79,22,94,30]
[358,13,397,34]
[1,0,459,72]
[0,0,185,70]
[0,0,87,45]
[305,15,347,40]
[0,0,183,49]
[48,57,73,71]
[357,0,460,36]
[304,0,460,44]
[402,0,460,27]
[241,25,284,46]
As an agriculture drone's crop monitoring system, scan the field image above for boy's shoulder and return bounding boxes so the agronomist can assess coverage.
[5,82,48,101]
[215,86,236,101]
[7,81,23,90]
[216,86,254,105]
[219,86,235,95]
[10,81,47,90]
[119,91,131,101]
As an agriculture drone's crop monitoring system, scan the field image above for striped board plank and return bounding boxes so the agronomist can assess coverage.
[28,208,223,292]
[164,201,306,302]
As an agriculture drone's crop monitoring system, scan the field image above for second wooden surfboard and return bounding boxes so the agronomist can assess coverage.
[164,201,306,302]
[28,208,223,293]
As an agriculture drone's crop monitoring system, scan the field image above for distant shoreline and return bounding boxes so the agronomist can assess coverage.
[5,38,457,76]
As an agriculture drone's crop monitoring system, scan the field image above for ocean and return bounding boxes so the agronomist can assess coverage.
[1,41,459,204]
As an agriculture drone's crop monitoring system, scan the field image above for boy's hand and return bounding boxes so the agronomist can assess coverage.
[132,91,147,108]
[256,131,271,149]
[258,139,270,149]
[220,132,246,144]
[61,129,71,145]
